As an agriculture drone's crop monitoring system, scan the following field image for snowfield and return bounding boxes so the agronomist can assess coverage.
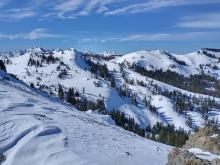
[2,47,220,131]
[113,49,220,77]
[0,71,172,165]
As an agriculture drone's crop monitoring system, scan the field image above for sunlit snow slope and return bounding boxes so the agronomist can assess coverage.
[0,71,171,165]
[2,47,220,131]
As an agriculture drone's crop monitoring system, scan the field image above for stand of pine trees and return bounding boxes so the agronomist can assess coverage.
[107,110,145,137]
[42,53,59,64]
[105,110,189,147]
[58,86,105,112]
[132,64,220,97]
[28,53,60,67]
[146,122,189,147]
[28,58,42,67]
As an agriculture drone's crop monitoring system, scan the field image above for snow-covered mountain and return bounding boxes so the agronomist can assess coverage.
[113,49,220,77]
[1,47,220,133]
[0,70,171,165]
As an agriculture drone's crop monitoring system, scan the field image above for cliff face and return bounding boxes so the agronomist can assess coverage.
[167,127,220,165]
[167,148,220,165]
[183,127,220,154]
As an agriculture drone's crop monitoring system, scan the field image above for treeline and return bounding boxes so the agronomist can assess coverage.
[132,64,220,97]
[28,58,42,67]
[107,110,145,137]
[81,53,116,61]
[105,110,189,147]
[58,85,105,112]
[28,53,60,67]
[146,122,189,147]
[85,58,112,81]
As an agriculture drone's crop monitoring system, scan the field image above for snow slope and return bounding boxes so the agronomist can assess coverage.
[3,48,164,128]
[2,47,220,131]
[0,71,172,165]
[113,49,220,78]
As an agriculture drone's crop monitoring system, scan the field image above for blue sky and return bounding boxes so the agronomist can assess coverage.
[0,0,220,54]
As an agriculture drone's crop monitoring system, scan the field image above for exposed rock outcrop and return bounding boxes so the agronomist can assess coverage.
[168,148,210,165]
[183,127,220,154]
[167,127,220,165]
[167,148,220,165]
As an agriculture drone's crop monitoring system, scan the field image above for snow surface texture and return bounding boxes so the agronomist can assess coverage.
[188,148,220,161]
[2,47,220,131]
[0,71,172,165]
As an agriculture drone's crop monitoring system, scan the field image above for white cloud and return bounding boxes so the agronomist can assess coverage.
[96,6,109,14]
[0,28,61,40]
[45,0,220,19]
[0,0,219,20]
[0,8,36,20]
[105,0,220,15]
[120,31,220,41]
[24,28,61,40]
[78,37,118,43]
[119,33,171,41]
[51,0,120,19]
[78,31,220,43]
[177,13,220,28]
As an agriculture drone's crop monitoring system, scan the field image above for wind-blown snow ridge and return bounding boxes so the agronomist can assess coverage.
[0,71,171,165]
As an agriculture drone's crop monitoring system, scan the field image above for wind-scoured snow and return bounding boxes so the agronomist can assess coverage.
[0,71,172,165]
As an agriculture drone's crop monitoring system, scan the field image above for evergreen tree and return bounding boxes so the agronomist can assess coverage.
[0,60,6,72]
[66,88,75,104]
[58,84,64,100]
[30,83,35,88]
[111,77,116,88]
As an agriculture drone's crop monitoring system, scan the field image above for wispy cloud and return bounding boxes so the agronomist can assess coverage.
[105,0,220,15]
[0,28,61,40]
[51,0,119,19]
[78,37,118,43]
[24,28,61,40]
[0,8,36,20]
[0,0,11,8]
[1,0,219,20]
[120,32,220,41]
[177,13,220,28]
[46,0,220,19]
[78,31,220,43]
